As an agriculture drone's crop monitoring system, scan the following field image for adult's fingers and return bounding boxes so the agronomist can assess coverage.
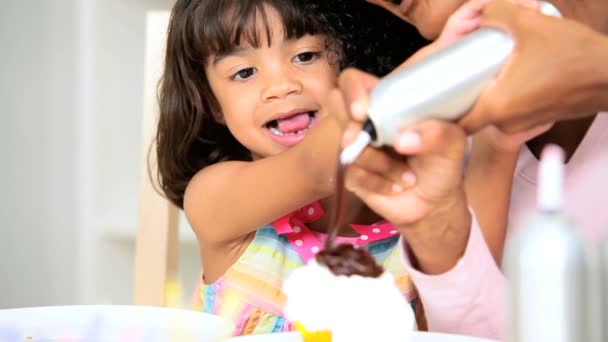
[394,120,467,160]
[337,68,379,122]
[345,164,406,197]
[350,146,417,188]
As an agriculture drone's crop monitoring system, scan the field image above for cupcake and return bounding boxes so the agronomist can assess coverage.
[283,244,416,342]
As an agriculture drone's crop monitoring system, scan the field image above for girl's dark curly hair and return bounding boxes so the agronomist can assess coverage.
[155,0,428,208]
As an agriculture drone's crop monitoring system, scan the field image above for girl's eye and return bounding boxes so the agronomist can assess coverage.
[293,51,321,64]
[231,67,256,80]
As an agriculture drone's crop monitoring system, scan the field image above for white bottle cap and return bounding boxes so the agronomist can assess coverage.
[539,1,562,18]
[340,131,371,165]
[538,144,565,212]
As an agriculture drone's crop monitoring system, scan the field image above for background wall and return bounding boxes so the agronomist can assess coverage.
[0,0,200,309]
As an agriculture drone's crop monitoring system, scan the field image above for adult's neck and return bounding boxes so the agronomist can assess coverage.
[526,115,596,162]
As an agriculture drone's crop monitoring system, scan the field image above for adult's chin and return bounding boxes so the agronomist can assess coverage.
[364,0,411,24]
[364,0,441,41]
[415,23,442,41]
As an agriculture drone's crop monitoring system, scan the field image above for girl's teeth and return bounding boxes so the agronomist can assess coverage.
[270,126,286,136]
[269,126,307,136]
[268,113,315,136]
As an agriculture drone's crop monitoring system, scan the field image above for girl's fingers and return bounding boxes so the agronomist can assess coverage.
[457,0,493,19]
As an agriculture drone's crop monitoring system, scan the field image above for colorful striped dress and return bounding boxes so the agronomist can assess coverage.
[192,202,415,335]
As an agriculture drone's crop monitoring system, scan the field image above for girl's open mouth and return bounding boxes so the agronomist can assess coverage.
[265,111,317,147]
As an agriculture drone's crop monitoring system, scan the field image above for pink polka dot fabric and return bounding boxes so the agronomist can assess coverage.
[273,201,398,262]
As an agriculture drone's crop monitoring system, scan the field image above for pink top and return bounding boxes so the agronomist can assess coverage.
[401,113,608,340]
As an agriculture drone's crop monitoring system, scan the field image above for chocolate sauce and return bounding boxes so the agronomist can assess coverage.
[324,162,347,249]
[316,160,384,278]
[316,243,384,278]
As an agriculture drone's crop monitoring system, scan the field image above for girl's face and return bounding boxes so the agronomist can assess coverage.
[366,0,467,39]
[205,6,337,159]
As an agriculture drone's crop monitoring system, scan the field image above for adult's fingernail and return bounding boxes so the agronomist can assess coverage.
[401,171,416,186]
[350,100,367,120]
[392,183,404,193]
[396,131,421,151]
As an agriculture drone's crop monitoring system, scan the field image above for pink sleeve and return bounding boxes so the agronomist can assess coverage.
[401,210,507,340]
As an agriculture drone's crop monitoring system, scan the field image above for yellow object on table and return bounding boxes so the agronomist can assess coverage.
[294,322,331,342]
[164,279,184,308]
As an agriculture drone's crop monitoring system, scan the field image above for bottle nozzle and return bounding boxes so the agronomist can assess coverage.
[339,120,376,165]
[538,144,565,212]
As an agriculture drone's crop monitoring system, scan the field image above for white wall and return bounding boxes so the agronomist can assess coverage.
[0,0,80,308]
[0,0,200,309]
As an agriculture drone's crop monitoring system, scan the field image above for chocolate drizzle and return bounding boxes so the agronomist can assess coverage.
[316,243,384,278]
[323,162,347,250]
[315,161,384,278]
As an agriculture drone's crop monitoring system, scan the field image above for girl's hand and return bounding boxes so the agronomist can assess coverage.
[434,0,492,50]
[434,0,540,50]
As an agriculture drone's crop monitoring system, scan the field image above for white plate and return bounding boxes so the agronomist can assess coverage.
[413,332,498,342]
[0,305,234,341]
[227,331,497,342]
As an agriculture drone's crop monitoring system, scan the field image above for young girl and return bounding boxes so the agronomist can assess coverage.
[154,0,428,335]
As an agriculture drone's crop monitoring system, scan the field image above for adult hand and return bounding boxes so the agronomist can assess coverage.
[474,122,553,154]
[459,0,608,134]
[325,70,472,275]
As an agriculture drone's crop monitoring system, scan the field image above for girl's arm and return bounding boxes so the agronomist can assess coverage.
[184,116,340,245]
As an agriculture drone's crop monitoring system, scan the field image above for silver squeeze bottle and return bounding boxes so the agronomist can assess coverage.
[504,145,590,342]
[340,1,561,164]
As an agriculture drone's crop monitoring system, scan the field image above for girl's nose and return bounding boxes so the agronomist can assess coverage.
[261,69,303,102]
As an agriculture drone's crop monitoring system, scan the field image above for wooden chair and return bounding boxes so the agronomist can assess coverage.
[133,11,180,307]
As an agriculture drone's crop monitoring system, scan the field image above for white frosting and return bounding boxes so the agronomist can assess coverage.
[283,260,416,341]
